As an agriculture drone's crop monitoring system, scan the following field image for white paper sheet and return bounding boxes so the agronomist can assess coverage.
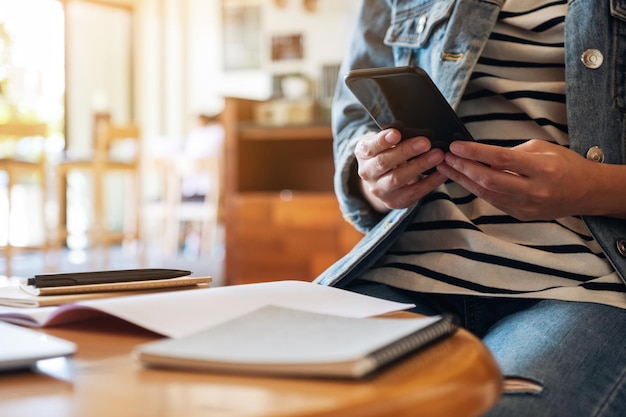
[0,281,415,338]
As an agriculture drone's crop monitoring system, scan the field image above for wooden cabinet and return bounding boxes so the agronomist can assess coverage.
[222,97,362,285]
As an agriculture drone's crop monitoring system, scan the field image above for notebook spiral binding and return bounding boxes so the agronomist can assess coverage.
[368,314,458,370]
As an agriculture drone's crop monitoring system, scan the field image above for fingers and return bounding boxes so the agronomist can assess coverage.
[355,129,447,209]
[439,140,565,220]
[371,169,448,209]
[448,140,536,175]
[363,148,445,208]
[355,129,435,177]
[394,170,448,208]
[381,150,444,188]
[437,156,522,199]
[435,139,605,220]
[354,129,402,159]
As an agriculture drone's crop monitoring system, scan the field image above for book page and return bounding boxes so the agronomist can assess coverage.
[0,281,415,337]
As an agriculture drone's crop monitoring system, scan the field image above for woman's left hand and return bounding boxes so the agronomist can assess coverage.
[436,139,623,220]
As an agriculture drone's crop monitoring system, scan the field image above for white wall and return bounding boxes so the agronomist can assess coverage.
[66,1,133,155]
[65,0,360,151]
[263,0,358,79]
[135,0,360,149]
[215,0,359,102]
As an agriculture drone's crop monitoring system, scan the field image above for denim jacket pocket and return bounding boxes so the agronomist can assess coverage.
[611,0,626,19]
[384,0,456,48]
[610,0,626,110]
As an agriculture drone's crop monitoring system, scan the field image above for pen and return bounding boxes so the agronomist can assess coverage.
[25,268,192,288]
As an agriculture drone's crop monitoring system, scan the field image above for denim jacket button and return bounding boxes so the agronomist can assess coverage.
[586,146,605,163]
[617,239,626,257]
[581,49,604,69]
[416,14,428,34]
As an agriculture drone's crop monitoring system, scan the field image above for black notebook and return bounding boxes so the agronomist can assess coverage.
[134,305,457,379]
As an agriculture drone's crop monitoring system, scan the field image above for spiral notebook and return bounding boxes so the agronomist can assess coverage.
[0,322,76,372]
[134,305,457,379]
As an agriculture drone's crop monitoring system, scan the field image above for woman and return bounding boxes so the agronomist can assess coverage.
[315,1,626,415]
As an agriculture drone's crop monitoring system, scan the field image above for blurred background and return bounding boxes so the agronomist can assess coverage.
[0,0,362,287]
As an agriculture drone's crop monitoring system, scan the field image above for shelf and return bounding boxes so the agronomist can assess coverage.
[238,123,332,141]
[236,138,334,192]
[223,97,361,285]
[226,192,362,283]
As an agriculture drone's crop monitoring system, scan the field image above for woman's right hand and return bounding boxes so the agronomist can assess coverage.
[355,128,446,212]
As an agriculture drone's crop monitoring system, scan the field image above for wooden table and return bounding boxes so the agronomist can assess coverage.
[0,314,502,417]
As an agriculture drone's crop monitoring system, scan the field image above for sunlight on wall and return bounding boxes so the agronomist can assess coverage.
[0,0,64,247]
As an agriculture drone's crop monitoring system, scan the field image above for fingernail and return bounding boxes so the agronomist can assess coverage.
[449,141,464,153]
[413,138,430,153]
[428,150,444,164]
[385,130,398,144]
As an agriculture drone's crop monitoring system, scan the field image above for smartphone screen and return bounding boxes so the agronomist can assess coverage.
[344,66,473,151]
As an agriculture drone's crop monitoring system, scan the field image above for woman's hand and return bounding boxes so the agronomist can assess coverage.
[437,139,626,220]
[355,128,446,212]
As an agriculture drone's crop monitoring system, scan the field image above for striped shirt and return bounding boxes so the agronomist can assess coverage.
[360,0,626,309]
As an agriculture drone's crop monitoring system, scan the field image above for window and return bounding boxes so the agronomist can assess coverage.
[0,0,64,131]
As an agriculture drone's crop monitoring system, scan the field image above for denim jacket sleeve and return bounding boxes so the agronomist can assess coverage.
[332,0,502,233]
[566,0,626,283]
[331,0,395,233]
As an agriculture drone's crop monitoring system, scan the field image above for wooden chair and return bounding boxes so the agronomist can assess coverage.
[0,122,49,277]
[164,153,222,259]
[56,113,143,265]
[144,152,222,259]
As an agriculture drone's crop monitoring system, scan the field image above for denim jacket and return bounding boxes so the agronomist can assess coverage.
[315,0,626,288]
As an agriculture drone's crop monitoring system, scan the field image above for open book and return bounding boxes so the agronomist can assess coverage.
[0,281,416,338]
[0,276,212,308]
[134,305,457,379]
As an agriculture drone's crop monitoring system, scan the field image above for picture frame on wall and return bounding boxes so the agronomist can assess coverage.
[271,34,304,61]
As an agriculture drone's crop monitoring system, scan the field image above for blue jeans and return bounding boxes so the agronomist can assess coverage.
[346,280,626,417]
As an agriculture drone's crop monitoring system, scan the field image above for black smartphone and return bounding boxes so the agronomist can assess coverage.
[344,66,473,151]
